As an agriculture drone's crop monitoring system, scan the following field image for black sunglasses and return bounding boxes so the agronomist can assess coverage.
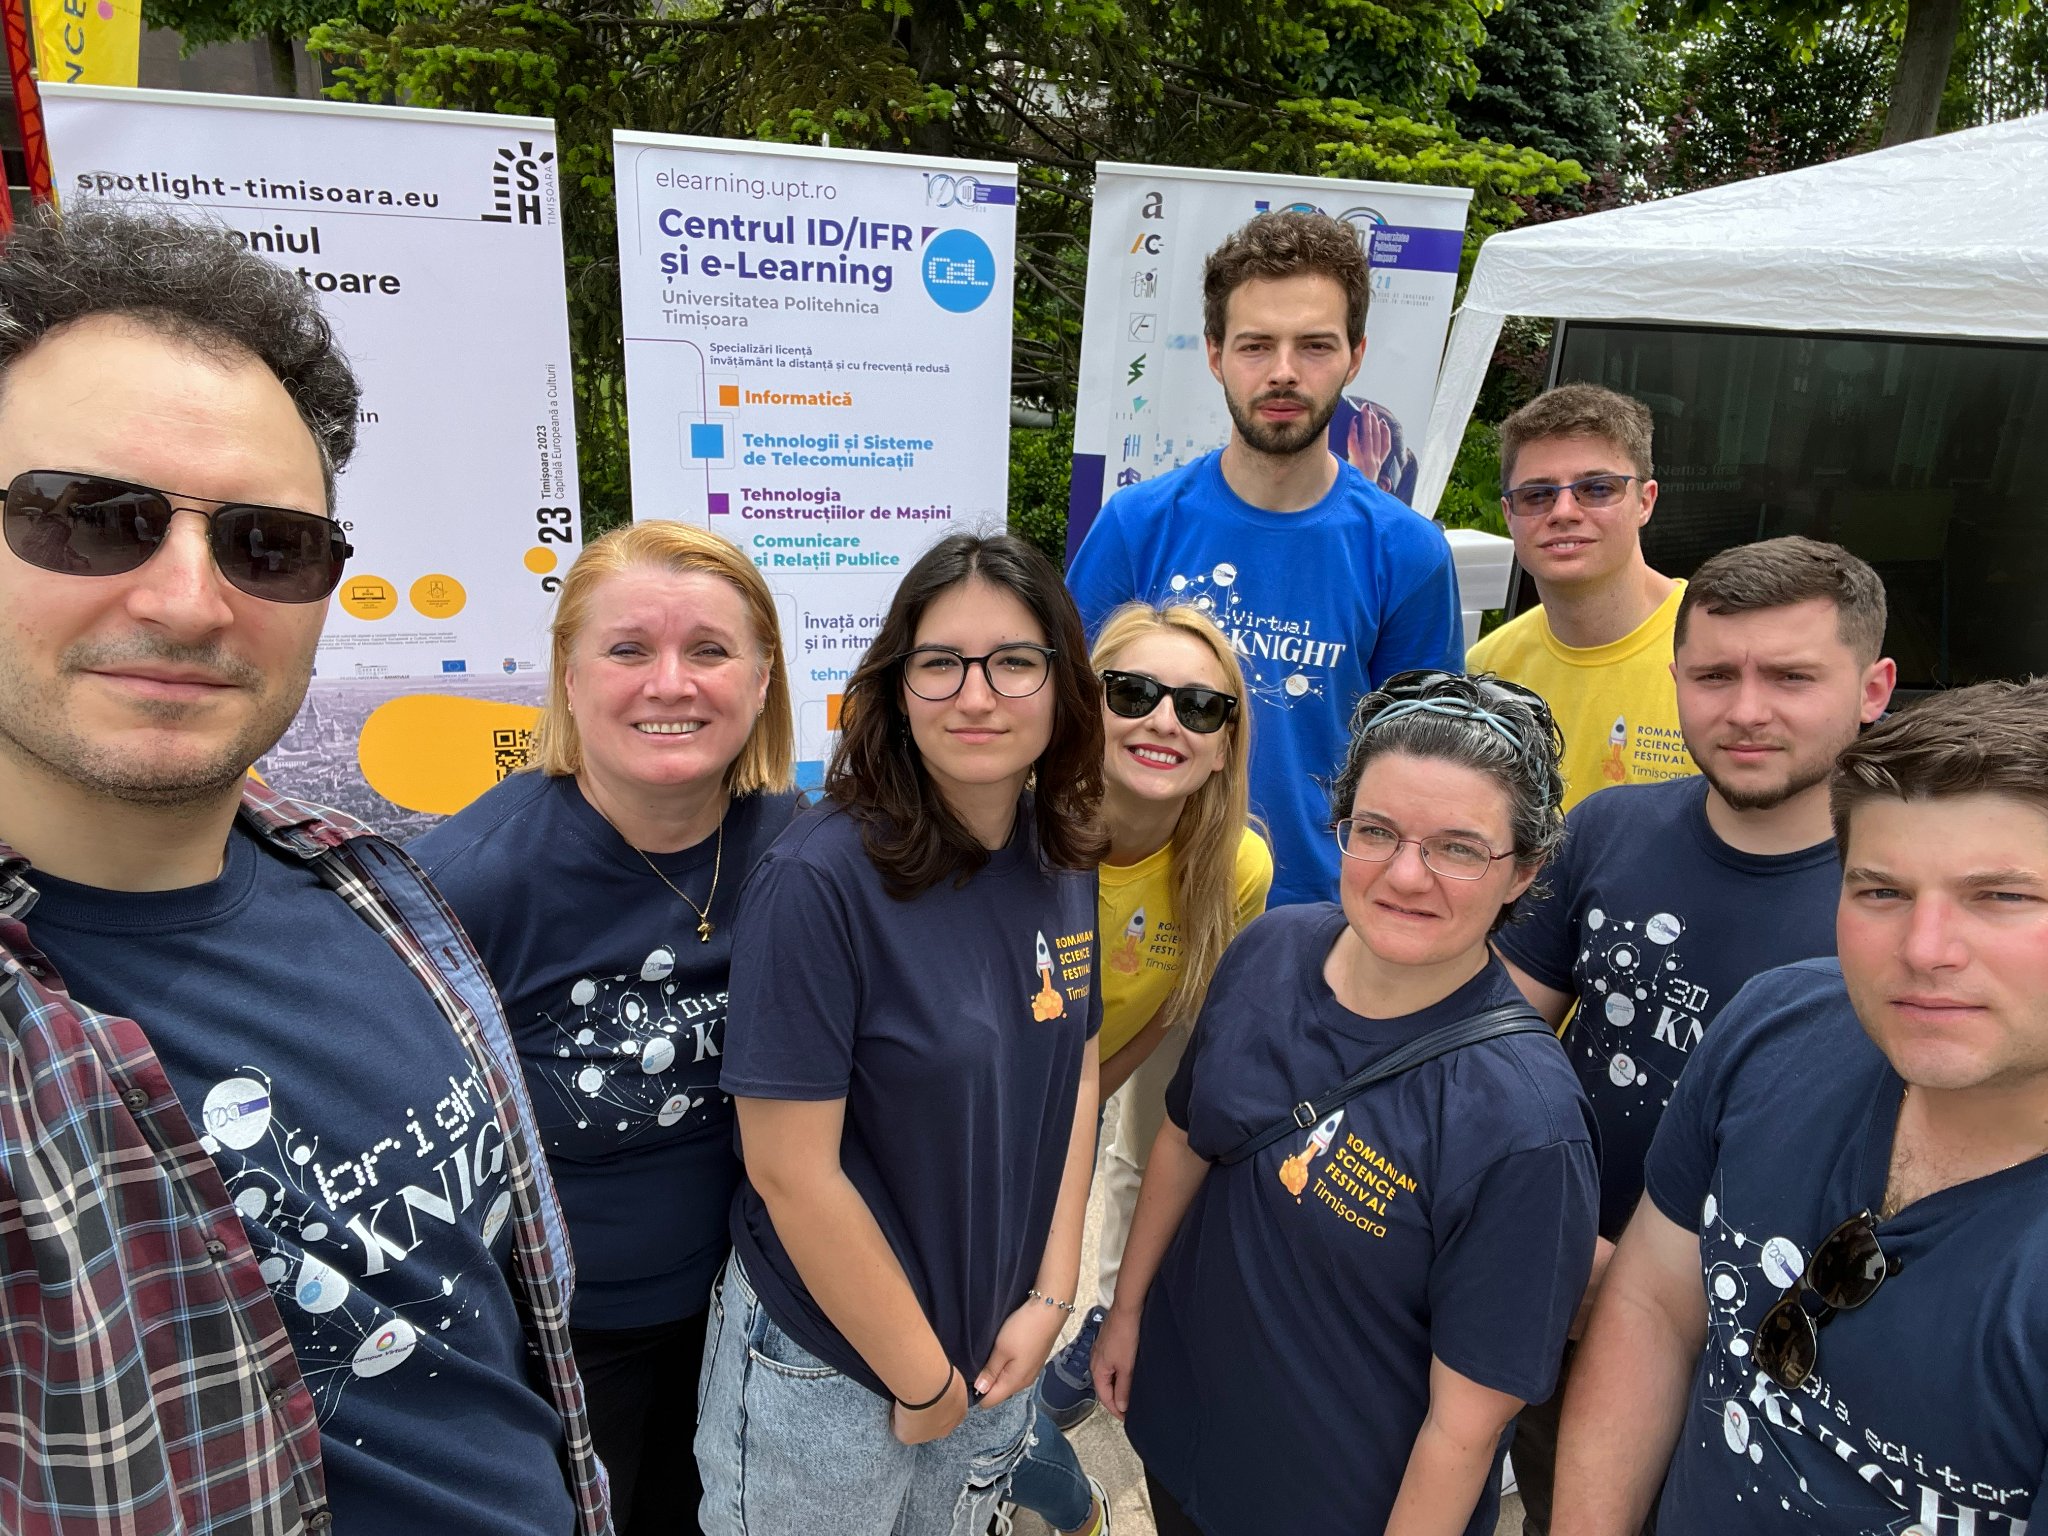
[1752,1209,1900,1390]
[3,469,353,604]
[1100,669,1239,734]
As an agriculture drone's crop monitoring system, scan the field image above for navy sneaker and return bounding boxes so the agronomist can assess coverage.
[1037,1305,1108,1430]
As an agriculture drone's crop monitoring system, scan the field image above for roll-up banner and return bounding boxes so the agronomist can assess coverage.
[42,85,579,838]
[613,131,1017,785]
[1068,163,1473,552]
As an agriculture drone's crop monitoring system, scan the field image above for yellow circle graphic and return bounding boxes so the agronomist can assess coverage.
[410,573,468,620]
[524,546,560,575]
[338,574,398,621]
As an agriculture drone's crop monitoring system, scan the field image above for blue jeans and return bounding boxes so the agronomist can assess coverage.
[695,1254,1034,1536]
[1004,1403,1094,1531]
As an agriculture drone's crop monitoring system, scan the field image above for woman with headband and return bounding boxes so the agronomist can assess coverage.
[1091,671,1599,1536]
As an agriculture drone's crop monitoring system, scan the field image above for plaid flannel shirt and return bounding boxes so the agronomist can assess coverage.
[0,780,611,1536]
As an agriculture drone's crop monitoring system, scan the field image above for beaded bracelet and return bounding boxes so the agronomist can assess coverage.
[1028,1288,1078,1316]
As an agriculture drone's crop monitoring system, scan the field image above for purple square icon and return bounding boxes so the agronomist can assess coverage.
[708,492,731,516]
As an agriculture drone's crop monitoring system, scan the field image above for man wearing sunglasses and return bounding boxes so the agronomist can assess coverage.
[1066,210,1464,908]
[1465,383,1692,812]
[1497,538,1896,1535]
[1552,679,2048,1536]
[0,208,606,1535]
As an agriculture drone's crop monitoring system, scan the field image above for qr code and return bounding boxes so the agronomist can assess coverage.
[491,728,534,781]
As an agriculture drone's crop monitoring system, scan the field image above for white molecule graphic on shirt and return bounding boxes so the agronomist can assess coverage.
[537,944,726,1147]
[1572,905,1710,1116]
[196,1063,514,1422]
[1689,1180,2028,1533]
[1160,562,1343,709]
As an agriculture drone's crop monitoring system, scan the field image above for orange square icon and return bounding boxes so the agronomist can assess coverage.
[718,384,739,407]
[826,692,846,730]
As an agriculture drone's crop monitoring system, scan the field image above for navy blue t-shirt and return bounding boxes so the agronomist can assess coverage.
[721,799,1100,1397]
[25,830,575,1536]
[412,773,802,1330]
[1127,904,1598,1536]
[1644,959,2048,1536]
[1497,776,1840,1239]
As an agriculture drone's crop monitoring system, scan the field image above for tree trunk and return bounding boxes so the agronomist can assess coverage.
[266,27,298,97]
[1879,0,1965,146]
[900,0,960,157]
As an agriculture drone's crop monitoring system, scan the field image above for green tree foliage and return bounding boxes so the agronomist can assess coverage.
[144,0,327,91]
[312,0,1586,531]
[1451,0,1644,174]
[1650,0,2042,150]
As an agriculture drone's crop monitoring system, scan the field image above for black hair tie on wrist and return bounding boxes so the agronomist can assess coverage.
[895,1364,956,1413]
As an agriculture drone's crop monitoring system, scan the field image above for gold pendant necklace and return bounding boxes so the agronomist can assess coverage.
[631,817,724,942]
[588,792,728,942]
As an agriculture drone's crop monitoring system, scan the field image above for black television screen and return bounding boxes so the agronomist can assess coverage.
[1521,321,2048,690]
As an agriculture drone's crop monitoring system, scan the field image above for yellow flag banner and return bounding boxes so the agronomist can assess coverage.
[30,0,139,87]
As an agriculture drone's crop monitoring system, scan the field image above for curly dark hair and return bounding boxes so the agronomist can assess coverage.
[1329,670,1567,931]
[1202,210,1370,349]
[826,532,1106,899]
[0,203,359,503]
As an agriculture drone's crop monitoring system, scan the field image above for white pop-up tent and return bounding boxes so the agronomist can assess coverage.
[1414,110,2048,517]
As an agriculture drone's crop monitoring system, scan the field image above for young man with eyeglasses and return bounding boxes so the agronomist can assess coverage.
[1496,538,1896,1535]
[0,208,607,1535]
[1551,678,2048,1536]
[1066,210,1464,908]
[1466,383,1691,812]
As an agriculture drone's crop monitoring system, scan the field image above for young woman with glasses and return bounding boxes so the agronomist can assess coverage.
[700,533,1105,1536]
[1005,603,1272,1536]
[1090,671,1600,1536]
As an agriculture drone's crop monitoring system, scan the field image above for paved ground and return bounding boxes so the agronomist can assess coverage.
[1009,1107,1525,1536]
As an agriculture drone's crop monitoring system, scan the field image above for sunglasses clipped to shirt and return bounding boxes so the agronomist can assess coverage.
[1752,1209,1901,1391]
[3,469,353,604]
[1100,669,1240,734]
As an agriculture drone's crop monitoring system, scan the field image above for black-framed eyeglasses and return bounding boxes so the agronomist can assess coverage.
[2,468,352,604]
[1500,473,1641,519]
[1100,669,1238,734]
[1753,1210,1900,1390]
[901,643,1056,701]
[1334,817,1515,880]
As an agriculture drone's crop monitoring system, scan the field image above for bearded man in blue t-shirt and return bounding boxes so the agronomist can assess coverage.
[1066,210,1464,907]
[1554,677,2048,1536]
[1498,536,1896,1533]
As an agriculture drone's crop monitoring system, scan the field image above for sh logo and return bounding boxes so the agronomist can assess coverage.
[484,141,554,226]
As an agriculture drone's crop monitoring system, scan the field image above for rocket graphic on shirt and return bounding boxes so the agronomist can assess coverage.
[1111,907,1146,975]
[1278,1108,1345,1201]
[1031,930,1067,1021]
[1602,715,1629,783]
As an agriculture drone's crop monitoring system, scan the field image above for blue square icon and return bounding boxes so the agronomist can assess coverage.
[689,422,726,459]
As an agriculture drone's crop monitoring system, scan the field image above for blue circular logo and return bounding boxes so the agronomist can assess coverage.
[921,229,997,313]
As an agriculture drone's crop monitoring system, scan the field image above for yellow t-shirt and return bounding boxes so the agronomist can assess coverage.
[1098,827,1273,1061]
[1465,580,1696,813]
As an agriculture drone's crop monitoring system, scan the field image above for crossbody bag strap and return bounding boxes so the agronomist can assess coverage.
[1216,1001,1554,1167]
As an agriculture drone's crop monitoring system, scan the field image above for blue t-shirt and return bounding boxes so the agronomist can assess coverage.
[412,773,802,1329]
[25,830,575,1536]
[1497,776,1841,1239]
[1065,450,1464,908]
[1644,959,2048,1535]
[1127,904,1598,1536]
[720,799,1100,1397]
